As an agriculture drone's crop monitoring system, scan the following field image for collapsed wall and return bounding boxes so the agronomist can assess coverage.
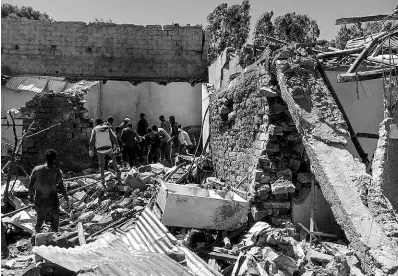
[208,45,398,275]
[20,92,93,172]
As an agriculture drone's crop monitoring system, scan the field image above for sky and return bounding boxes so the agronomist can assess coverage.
[3,0,396,41]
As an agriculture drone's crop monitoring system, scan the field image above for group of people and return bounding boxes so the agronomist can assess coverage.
[89,113,195,186]
[25,113,196,237]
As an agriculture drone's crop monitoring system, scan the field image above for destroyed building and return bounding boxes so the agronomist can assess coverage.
[1,10,398,276]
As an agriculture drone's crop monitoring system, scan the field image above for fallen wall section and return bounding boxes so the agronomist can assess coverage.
[275,45,398,275]
[1,19,209,82]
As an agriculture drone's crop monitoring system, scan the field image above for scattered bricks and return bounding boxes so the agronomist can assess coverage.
[297,172,313,184]
[268,124,283,136]
[271,179,296,195]
[262,201,290,209]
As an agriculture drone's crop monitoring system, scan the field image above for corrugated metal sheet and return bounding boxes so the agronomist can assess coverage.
[5,76,49,93]
[33,234,196,276]
[345,32,398,50]
[121,207,222,276]
[63,80,99,93]
[33,208,221,276]
[47,79,66,93]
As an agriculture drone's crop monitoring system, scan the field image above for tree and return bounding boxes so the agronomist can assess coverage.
[253,11,274,45]
[1,3,52,21]
[253,12,320,46]
[273,13,320,44]
[334,22,392,49]
[205,0,251,62]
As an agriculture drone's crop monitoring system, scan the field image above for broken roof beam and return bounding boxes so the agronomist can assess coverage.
[337,66,398,83]
[335,14,395,25]
[346,32,388,74]
[316,47,363,59]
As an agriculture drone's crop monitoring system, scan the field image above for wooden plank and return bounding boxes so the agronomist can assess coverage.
[335,14,392,25]
[337,67,398,83]
[316,47,363,59]
[198,250,239,262]
[298,223,319,242]
[77,222,86,245]
[310,177,315,245]
[346,32,386,74]
[356,133,379,139]
[311,231,338,238]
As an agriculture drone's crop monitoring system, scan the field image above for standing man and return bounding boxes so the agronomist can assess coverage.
[156,125,171,164]
[137,113,149,137]
[105,116,115,131]
[159,115,171,135]
[121,123,140,169]
[145,127,161,164]
[29,149,70,234]
[89,119,121,186]
[178,125,193,155]
[169,116,179,165]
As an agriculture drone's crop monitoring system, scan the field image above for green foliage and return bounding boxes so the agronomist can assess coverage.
[334,22,392,49]
[205,0,251,62]
[253,12,320,45]
[253,11,274,45]
[1,3,52,21]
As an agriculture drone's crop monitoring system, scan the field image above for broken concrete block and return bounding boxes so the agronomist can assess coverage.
[324,255,350,276]
[274,255,299,276]
[150,163,165,175]
[271,179,296,194]
[77,211,95,223]
[137,172,155,184]
[288,159,301,172]
[276,169,292,181]
[268,124,284,136]
[297,172,313,184]
[309,250,333,264]
[251,206,272,220]
[257,184,271,197]
[322,242,352,256]
[73,191,87,202]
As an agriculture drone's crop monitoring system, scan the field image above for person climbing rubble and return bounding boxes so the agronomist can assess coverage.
[28,149,71,234]
[157,125,172,164]
[89,118,121,186]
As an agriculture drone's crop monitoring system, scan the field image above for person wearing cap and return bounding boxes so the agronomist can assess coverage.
[159,115,171,135]
[137,113,148,136]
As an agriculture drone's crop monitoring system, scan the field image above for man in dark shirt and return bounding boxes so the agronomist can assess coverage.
[121,123,140,169]
[145,127,161,164]
[169,116,179,165]
[137,113,149,136]
[29,149,70,233]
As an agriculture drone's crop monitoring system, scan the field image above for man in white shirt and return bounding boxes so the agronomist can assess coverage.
[178,125,193,155]
[155,126,172,164]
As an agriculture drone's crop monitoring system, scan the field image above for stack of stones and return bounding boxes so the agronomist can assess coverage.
[249,83,317,221]
[20,92,93,172]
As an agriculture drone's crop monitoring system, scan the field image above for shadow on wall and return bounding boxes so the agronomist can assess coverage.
[84,81,202,128]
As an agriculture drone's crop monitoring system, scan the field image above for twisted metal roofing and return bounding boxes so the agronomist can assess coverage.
[33,208,221,276]
[33,235,196,276]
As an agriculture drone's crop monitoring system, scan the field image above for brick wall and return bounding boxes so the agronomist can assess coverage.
[1,20,209,82]
[20,92,93,172]
[209,49,316,221]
